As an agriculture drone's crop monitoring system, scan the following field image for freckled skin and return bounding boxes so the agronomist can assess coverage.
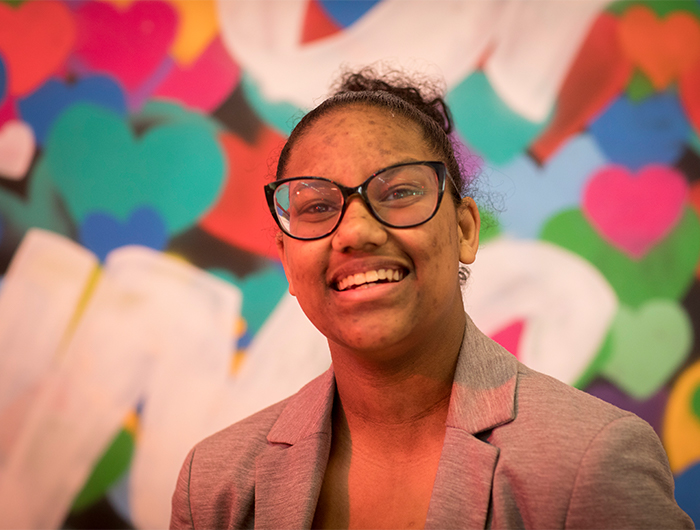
[277,105,479,365]
[277,104,481,530]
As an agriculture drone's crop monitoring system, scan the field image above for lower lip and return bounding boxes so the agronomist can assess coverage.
[332,277,407,301]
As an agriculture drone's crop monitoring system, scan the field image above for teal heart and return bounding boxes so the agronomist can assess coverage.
[691,132,700,157]
[241,72,304,136]
[601,300,692,399]
[0,157,73,236]
[211,265,289,337]
[447,72,550,164]
[541,208,700,307]
[44,104,225,234]
[137,100,221,136]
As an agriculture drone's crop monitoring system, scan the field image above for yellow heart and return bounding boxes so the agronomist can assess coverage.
[168,0,219,66]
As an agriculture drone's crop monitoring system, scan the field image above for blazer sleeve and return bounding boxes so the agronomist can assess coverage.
[564,414,694,529]
[170,448,196,530]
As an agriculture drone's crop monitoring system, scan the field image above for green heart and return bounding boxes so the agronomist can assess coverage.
[447,71,549,164]
[71,428,134,512]
[541,208,700,307]
[601,300,692,399]
[44,104,225,234]
[626,69,656,102]
[607,0,700,17]
[0,157,73,236]
[479,209,502,244]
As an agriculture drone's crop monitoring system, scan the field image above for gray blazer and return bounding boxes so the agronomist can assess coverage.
[170,316,693,529]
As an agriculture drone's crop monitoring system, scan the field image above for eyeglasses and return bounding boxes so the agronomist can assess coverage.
[264,161,452,241]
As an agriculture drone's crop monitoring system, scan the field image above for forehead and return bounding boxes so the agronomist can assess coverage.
[284,105,434,176]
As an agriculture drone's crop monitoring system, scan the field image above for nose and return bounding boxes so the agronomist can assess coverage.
[331,196,388,251]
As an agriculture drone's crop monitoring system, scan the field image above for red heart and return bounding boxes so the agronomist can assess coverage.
[301,0,342,44]
[680,59,700,138]
[0,1,76,96]
[618,5,700,90]
[200,128,284,260]
[531,13,632,164]
[74,1,177,91]
[583,165,689,259]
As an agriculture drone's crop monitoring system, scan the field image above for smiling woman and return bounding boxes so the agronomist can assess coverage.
[170,68,693,530]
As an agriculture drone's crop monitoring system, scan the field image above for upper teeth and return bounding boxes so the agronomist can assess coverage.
[336,269,404,291]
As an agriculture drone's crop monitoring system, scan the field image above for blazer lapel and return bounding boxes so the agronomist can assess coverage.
[425,429,500,529]
[426,315,519,529]
[254,369,335,530]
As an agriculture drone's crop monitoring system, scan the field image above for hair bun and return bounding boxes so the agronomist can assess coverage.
[333,67,453,135]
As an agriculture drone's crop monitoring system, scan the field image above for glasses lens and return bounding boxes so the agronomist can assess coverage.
[367,164,440,227]
[274,179,343,239]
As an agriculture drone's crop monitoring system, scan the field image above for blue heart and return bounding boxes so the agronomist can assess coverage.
[318,0,381,27]
[588,92,690,171]
[79,207,167,262]
[18,76,126,146]
[489,134,607,239]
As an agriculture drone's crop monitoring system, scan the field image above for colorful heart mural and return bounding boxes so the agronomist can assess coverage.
[0,1,698,529]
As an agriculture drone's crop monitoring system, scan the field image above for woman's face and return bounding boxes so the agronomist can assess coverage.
[276,105,479,361]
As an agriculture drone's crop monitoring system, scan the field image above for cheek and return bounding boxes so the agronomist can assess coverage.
[413,217,461,286]
[284,244,328,298]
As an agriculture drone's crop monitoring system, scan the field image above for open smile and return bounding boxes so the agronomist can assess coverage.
[334,268,406,292]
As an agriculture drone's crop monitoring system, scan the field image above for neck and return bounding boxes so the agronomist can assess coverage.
[328,310,465,435]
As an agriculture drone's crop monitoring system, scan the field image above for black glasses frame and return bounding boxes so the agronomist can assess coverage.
[264,161,450,241]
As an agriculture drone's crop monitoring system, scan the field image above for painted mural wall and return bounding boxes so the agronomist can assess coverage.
[0,0,698,528]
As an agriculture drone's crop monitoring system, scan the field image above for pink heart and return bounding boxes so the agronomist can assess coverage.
[490,320,525,359]
[583,165,688,259]
[153,36,240,112]
[0,120,35,180]
[74,1,177,91]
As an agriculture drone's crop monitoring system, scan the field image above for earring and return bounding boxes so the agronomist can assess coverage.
[458,264,470,284]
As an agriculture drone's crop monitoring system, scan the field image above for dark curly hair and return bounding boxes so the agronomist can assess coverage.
[275,67,472,204]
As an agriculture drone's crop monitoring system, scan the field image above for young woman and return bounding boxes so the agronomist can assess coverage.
[171,69,692,529]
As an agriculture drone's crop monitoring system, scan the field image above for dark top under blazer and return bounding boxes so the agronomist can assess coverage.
[170,315,693,529]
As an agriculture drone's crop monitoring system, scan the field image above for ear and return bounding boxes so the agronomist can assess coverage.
[275,232,296,297]
[457,197,480,265]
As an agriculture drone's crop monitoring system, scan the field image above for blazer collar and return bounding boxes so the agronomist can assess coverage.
[255,314,519,529]
[447,313,518,434]
[254,368,335,529]
[426,314,519,529]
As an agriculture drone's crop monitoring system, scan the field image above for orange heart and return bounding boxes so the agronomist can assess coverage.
[0,1,76,96]
[618,6,700,90]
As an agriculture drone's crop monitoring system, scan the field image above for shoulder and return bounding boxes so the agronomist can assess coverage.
[489,364,693,528]
[496,362,649,476]
[170,368,335,529]
[170,398,291,529]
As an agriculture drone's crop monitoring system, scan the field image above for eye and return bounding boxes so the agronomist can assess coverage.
[292,198,340,221]
[383,185,426,201]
